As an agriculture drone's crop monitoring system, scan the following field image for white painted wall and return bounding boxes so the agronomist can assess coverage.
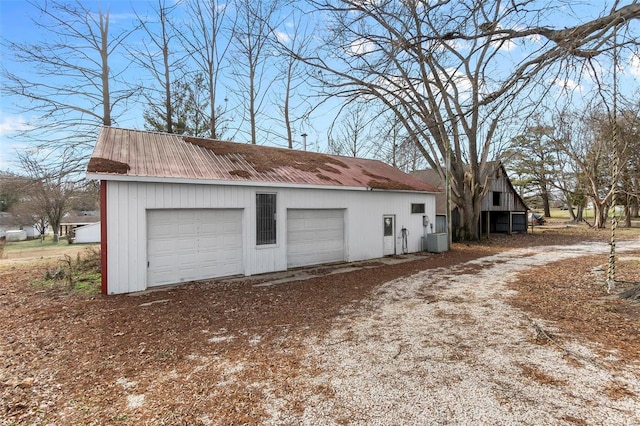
[104,180,437,294]
[23,226,40,238]
[75,222,101,243]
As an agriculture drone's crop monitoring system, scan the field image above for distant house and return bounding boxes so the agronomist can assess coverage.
[22,225,43,239]
[74,222,101,244]
[60,211,100,239]
[86,127,440,295]
[411,161,528,238]
[0,212,49,239]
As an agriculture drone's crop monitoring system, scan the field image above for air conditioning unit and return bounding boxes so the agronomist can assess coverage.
[426,233,448,253]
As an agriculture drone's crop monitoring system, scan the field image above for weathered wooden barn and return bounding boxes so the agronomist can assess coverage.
[86,127,440,295]
[412,161,528,238]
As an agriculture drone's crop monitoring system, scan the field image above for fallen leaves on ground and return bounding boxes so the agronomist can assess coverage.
[1,222,639,424]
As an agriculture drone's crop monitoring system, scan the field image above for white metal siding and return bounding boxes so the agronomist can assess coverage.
[104,181,437,294]
[147,209,243,287]
[287,209,345,268]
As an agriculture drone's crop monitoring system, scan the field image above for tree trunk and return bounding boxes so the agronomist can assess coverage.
[624,202,631,228]
[284,61,293,149]
[541,187,551,217]
[250,67,256,144]
[458,188,482,240]
[100,12,112,126]
[592,200,607,228]
[564,195,576,221]
[209,69,217,139]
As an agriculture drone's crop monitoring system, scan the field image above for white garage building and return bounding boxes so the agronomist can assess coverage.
[87,127,440,295]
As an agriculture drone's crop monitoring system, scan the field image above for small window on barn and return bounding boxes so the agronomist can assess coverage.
[256,193,276,245]
[493,191,501,206]
[411,203,425,214]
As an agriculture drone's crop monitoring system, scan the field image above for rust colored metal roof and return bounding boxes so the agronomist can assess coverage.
[87,127,439,193]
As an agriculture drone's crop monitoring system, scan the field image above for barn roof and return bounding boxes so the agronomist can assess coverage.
[409,169,447,215]
[411,161,529,213]
[87,127,439,193]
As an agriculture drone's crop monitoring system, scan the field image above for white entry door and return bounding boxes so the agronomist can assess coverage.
[383,215,395,256]
[147,209,243,287]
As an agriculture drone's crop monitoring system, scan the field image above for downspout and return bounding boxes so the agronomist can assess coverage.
[100,180,108,295]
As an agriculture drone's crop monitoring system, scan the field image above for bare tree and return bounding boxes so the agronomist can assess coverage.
[555,107,630,228]
[617,108,640,227]
[16,149,79,243]
[69,179,100,213]
[270,7,315,149]
[327,101,375,157]
[230,0,282,144]
[302,0,640,239]
[178,0,235,140]
[131,0,183,134]
[1,0,137,163]
[9,200,49,242]
[0,172,29,213]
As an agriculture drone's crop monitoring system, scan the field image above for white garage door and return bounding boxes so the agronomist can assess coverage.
[147,209,243,287]
[287,209,345,268]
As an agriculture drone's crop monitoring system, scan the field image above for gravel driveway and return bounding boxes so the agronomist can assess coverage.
[3,239,639,424]
[270,242,640,425]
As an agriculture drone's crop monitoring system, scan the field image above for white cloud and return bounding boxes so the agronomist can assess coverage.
[492,37,516,52]
[275,30,290,44]
[551,77,582,92]
[0,115,32,135]
[350,38,375,56]
[628,52,640,78]
[491,23,517,52]
[0,115,32,171]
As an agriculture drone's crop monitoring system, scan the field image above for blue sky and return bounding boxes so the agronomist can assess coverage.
[0,1,149,169]
[0,0,331,171]
[1,1,639,173]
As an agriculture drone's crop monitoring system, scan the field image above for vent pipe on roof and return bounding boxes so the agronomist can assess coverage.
[301,133,307,151]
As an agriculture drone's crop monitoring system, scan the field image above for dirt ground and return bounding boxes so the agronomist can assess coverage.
[1,223,639,425]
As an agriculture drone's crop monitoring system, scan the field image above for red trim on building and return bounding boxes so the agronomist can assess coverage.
[100,180,108,294]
